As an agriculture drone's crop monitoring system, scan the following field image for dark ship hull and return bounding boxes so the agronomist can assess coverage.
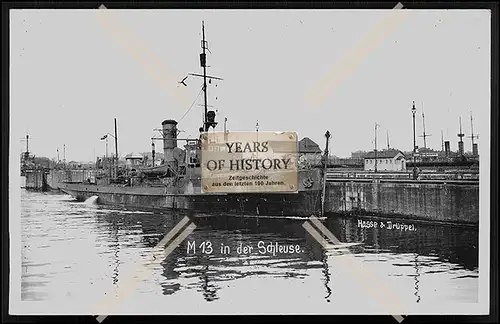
[58,169,322,217]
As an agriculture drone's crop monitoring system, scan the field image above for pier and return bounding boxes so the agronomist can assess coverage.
[324,175,479,225]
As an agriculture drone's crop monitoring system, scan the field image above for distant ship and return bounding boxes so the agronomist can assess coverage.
[55,21,324,217]
[20,134,49,191]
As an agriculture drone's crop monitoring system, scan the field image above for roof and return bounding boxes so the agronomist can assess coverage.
[125,152,144,159]
[299,137,322,154]
[364,149,405,159]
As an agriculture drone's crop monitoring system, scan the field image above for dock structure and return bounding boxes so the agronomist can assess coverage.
[324,178,478,225]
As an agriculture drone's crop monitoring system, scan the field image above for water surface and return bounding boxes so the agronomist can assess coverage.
[20,189,479,313]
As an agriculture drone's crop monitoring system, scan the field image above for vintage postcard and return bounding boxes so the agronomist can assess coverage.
[9,6,491,320]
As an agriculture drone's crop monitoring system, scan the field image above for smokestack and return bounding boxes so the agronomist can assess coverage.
[473,143,478,156]
[161,119,178,169]
[444,141,450,157]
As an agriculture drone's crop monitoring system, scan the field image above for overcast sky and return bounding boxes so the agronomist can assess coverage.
[10,9,490,162]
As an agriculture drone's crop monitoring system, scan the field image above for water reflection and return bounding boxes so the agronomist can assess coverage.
[413,253,421,303]
[324,217,479,271]
[321,252,332,302]
[20,190,479,307]
[110,213,477,303]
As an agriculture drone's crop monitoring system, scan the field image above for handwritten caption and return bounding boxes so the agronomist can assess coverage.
[357,219,417,231]
[186,241,304,256]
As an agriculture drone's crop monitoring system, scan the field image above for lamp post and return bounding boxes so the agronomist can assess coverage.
[411,101,417,180]
[321,130,331,217]
[151,142,155,167]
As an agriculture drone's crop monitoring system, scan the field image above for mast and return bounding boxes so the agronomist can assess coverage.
[114,118,118,179]
[411,101,417,180]
[457,116,465,157]
[374,123,378,172]
[470,113,474,147]
[422,112,427,150]
[468,112,479,150]
[419,106,431,152]
[468,112,479,156]
[441,130,444,152]
[201,21,208,132]
[186,21,222,133]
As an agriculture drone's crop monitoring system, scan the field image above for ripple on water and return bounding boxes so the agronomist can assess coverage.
[20,190,479,309]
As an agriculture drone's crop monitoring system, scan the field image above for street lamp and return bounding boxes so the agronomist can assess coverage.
[411,101,417,180]
[151,142,155,167]
[321,130,331,217]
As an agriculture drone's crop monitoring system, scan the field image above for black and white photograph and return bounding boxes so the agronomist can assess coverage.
[8,4,492,319]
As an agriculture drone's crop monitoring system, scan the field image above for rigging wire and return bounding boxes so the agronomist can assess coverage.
[179,85,204,123]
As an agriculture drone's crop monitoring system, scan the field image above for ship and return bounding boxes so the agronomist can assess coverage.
[55,21,326,218]
[20,133,51,191]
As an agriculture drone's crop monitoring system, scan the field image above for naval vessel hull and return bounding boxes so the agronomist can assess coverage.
[59,184,321,217]
[57,168,323,217]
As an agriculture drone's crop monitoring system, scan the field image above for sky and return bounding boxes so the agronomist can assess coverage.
[10,9,491,162]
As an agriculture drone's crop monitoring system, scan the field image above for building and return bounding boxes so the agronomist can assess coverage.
[351,150,369,160]
[363,149,406,171]
[299,137,322,154]
[298,137,322,167]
